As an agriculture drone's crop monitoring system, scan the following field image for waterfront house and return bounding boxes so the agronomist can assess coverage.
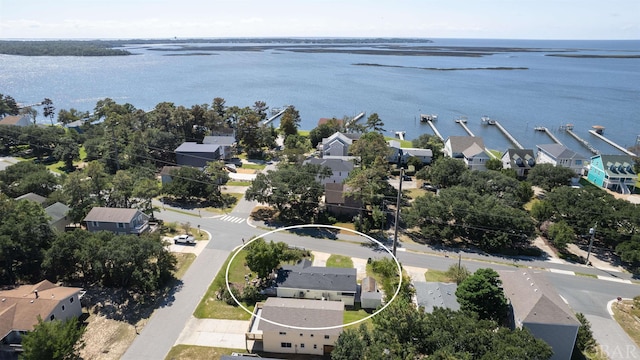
[444,136,489,171]
[303,157,353,185]
[535,144,587,175]
[83,206,150,235]
[275,259,357,306]
[175,142,221,168]
[501,148,536,178]
[320,132,359,160]
[388,140,433,165]
[0,114,31,127]
[0,280,83,348]
[324,183,361,218]
[498,270,580,360]
[246,298,343,356]
[586,154,637,194]
[202,135,236,160]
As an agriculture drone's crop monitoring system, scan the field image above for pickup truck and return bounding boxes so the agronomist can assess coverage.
[173,234,195,245]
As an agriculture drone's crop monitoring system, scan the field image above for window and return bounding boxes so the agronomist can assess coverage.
[50,314,55,321]
[324,335,330,339]
[310,334,314,337]
[117,223,125,228]
[314,345,317,349]
[279,331,286,335]
[92,221,99,227]
[281,342,292,348]
[61,305,65,311]
[70,297,74,303]
[300,343,305,348]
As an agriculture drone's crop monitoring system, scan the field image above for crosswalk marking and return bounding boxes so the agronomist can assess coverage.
[219,215,245,224]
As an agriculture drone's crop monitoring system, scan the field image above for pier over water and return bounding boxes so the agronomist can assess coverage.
[565,129,600,155]
[491,120,524,150]
[456,117,475,137]
[589,130,637,157]
[534,127,563,146]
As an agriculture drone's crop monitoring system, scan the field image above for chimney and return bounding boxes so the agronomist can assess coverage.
[34,290,39,299]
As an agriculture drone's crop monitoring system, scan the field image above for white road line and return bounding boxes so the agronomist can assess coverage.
[597,276,632,284]
[549,269,576,276]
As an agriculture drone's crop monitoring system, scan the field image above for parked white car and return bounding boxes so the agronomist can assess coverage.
[173,234,195,245]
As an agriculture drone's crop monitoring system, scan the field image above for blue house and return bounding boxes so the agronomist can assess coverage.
[586,154,637,194]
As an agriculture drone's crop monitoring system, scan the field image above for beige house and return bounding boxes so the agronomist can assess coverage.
[444,136,490,171]
[247,298,343,356]
[498,270,580,360]
[0,280,83,346]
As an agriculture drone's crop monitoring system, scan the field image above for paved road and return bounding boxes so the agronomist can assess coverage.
[124,195,640,359]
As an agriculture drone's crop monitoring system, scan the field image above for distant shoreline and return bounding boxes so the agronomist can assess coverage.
[353,63,529,71]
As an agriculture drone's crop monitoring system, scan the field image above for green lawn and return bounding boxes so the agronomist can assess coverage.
[326,254,354,268]
[423,269,451,282]
[242,163,266,170]
[344,306,371,325]
[193,250,256,320]
[226,180,252,186]
[173,253,196,279]
[384,136,412,148]
[165,345,242,360]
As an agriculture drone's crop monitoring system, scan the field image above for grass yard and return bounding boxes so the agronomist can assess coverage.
[165,345,241,360]
[326,254,354,268]
[193,250,255,320]
[423,269,452,282]
[344,306,371,325]
[241,163,266,170]
[173,253,196,279]
[226,180,252,186]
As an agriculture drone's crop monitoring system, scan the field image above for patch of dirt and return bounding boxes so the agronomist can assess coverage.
[236,168,256,174]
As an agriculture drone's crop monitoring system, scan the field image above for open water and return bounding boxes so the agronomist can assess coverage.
[1,38,639,156]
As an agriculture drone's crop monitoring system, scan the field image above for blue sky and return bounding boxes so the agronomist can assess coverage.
[1,0,638,40]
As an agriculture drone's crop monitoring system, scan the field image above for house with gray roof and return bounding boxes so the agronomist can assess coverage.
[304,157,354,185]
[586,154,637,194]
[275,260,357,306]
[501,148,536,178]
[246,297,343,356]
[320,132,359,160]
[414,282,460,313]
[388,140,433,165]
[498,270,580,360]
[203,135,236,160]
[536,144,587,175]
[0,114,31,127]
[175,142,221,167]
[444,136,490,171]
[83,207,150,235]
[45,202,71,232]
[15,192,46,205]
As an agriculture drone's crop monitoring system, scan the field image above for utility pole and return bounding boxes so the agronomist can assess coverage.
[585,223,597,265]
[392,168,404,256]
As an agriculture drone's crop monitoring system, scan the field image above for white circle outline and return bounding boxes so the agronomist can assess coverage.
[225,224,403,331]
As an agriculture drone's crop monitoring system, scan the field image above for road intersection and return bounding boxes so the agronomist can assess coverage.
[124,192,640,359]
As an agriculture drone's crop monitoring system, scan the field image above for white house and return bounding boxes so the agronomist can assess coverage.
[275,260,357,306]
[387,140,433,165]
[536,144,587,175]
[444,136,490,171]
[320,132,359,160]
[0,280,83,347]
[246,298,343,356]
[501,148,536,178]
[498,270,580,360]
[303,158,354,185]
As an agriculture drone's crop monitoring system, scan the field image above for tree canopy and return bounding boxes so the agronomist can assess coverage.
[21,316,86,360]
[527,163,576,191]
[455,268,508,323]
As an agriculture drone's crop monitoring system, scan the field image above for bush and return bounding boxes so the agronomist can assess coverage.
[575,312,597,352]
[445,264,470,284]
[219,285,241,306]
[241,285,265,303]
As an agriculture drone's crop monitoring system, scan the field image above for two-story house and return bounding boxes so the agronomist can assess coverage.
[535,144,587,175]
[444,136,490,171]
[586,154,637,194]
[202,135,236,160]
[246,297,343,356]
[320,132,360,160]
[83,207,150,235]
[501,148,536,178]
[387,140,433,165]
[303,158,353,185]
[175,142,221,168]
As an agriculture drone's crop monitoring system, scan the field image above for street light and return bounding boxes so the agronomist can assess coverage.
[585,223,597,265]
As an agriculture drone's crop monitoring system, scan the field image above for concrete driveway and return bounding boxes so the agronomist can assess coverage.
[175,317,249,350]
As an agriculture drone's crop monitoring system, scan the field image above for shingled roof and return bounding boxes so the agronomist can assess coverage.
[276,261,357,293]
[257,297,343,334]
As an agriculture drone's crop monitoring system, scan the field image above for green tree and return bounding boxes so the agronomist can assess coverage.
[425,157,469,188]
[0,93,19,117]
[445,263,470,284]
[63,171,93,223]
[57,108,89,125]
[162,166,222,203]
[575,312,597,353]
[485,157,503,171]
[456,268,508,323]
[527,163,576,191]
[411,133,444,161]
[331,326,367,360]
[309,119,344,147]
[547,221,575,251]
[279,106,301,136]
[53,136,80,171]
[365,112,385,133]
[133,177,161,218]
[21,316,86,360]
[349,131,389,168]
[0,161,58,197]
[244,238,281,279]
[42,98,56,125]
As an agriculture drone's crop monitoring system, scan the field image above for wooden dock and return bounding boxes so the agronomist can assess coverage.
[345,112,366,129]
[534,126,563,145]
[262,106,289,125]
[456,118,475,137]
[588,130,637,157]
[426,120,444,141]
[492,120,524,150]
[565,129,600,155]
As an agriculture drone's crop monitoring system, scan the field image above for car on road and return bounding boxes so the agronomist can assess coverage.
[173,234,195,245]
[421,183,438,192]
[402,175,412,181]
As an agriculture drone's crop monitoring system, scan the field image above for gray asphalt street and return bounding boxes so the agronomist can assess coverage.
[122,194,640,359]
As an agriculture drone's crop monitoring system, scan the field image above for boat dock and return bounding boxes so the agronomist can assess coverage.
[420,114,438,122]
[394,131,406,140]
[565,129,600,155]
[534,126,563,145]
[588,130,637,157]
[425,119,444,141]
[455,117,475,137]
[490,120,524,150]
[262,106,289,125]
[345,112,366,129]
